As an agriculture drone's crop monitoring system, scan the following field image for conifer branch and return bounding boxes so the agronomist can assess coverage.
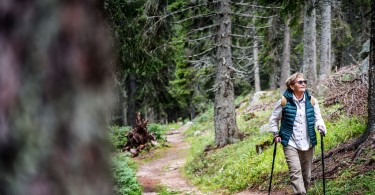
[231,45,253,49]
[231,12,278,19]
[184,58,208,64]
[230,34,252,38]
[228,65,246,75]
[234,24,271,30]
[185,46,217,58]
[186,23,220,36]
[173,13,217,24]
[230,1,281,9]
[232,57,253,61]
[186,34,215,43]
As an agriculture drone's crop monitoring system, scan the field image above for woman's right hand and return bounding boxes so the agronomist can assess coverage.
[274,136,281,143]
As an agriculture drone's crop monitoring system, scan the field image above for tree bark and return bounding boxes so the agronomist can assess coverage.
[0,1,113,194]
[303,0,318,92]
[122,82,128,125]
[214,0,239,148]
[356,0,375,144]
[252,7,261,92]
[127,74,137,127]
[269,60,278,90]
[280,15,291,93]
[319,0,332,86]
[254,37,261,92]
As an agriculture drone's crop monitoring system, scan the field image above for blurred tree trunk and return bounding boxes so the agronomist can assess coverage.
[0,1,113,195]
[214,0,240,147]
[303,0,317,92]
[280,15,291,93]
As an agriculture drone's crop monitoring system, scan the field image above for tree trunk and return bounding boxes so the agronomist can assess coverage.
[280,15,291,93]
[214,0,239,148]
[127,74,137,127]
[269,61,278,90]
[122,82,128,125]
[319,0,332,86]
[356,0,375,144]
[254,37,261,92]
[146,107,156,124]
[303,0,317,92]
[252,8,261,92]
[189,100,196,120]
[0,1,113,194]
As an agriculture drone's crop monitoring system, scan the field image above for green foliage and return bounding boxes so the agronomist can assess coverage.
[309,169,375,195]
[183,92,367,193]
[193,105,214,123]
[148,123,167,141]
[154,185,181,195]
[105,0,182,124]
[317,115,366,152]
[112,153,142,195]
[332,19,353,49]
[109,126,131,151]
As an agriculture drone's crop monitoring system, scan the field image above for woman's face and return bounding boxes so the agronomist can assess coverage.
[291,77,307,93]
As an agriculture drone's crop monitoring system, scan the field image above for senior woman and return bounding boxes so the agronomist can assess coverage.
[269,72,326,195]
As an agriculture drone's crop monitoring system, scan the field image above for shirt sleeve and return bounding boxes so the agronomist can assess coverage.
[314,99,327,132]
[269,99,282,135]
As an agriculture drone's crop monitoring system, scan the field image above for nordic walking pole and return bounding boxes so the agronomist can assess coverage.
[268,140,277,195]
[320,132,326,195]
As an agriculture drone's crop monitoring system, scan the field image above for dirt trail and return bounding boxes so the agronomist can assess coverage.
[135,124,268,195]
[135,124,203,194]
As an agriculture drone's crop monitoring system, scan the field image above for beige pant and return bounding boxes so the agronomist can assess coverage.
[283,145,314,195]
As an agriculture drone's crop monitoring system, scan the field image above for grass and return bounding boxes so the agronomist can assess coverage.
[112,153,142,195]
[154,185,182,195]
[183,92,367,193]
[110,122,181,195]
[109,91,369,194]
[309,169,375,195]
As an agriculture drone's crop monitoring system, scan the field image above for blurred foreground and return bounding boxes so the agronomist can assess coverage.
[0,1,114,195]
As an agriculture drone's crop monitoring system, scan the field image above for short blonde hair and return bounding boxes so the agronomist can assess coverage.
[285,73,304,90]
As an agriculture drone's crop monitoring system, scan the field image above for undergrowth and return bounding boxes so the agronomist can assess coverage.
[309,169,375,195]
[184,92,367,193]
[110,123,180,195]
[112,153,142,195]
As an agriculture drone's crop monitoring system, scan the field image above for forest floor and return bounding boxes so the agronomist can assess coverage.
[310,133,375,191]
[135,123,374,195]
[134,124,278,195]
[134,124,204,194]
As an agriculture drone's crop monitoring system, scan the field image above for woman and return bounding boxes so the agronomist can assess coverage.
[269,73,326,195]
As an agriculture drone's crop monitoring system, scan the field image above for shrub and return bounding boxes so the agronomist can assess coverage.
[109,126,130,151]
[148,123,167,141]
[112,153,142,195]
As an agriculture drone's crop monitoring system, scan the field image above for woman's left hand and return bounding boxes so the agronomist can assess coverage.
[318,125,325,136]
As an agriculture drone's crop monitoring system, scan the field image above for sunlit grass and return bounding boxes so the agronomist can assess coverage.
[309,169,375,195]
[183,92,367,193]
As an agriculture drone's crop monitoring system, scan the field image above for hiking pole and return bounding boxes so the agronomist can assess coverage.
[320,132,326,195]
[268,141,277,195]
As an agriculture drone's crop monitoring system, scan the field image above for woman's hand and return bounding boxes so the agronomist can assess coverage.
[318,125,326,136]
[274,136,281,143]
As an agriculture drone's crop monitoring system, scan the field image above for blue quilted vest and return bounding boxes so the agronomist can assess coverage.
[279,89,317,147]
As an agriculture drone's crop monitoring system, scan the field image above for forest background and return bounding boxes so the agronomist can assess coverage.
[106,0,370,129]
[0,0,374,194]
[105,0,374,194]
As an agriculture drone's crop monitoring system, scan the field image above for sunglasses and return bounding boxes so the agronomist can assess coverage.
[294,80,307,85]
